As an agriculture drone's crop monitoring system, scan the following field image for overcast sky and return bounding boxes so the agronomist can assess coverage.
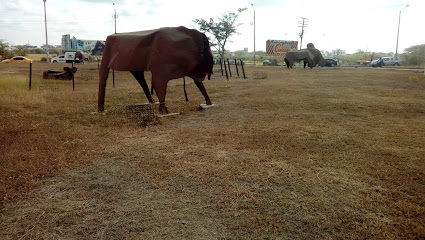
[0,0,424,54]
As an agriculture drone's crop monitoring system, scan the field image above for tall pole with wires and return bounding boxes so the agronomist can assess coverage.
[112,3,118,88]
[298,17,308,50]
[113,3,118,34]
[251,3,256,66]
[43,0,49,61]
[395,5,409,59]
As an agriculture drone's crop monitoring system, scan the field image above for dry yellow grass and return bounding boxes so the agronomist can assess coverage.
[26,54,46,61]
[1,62,424,239]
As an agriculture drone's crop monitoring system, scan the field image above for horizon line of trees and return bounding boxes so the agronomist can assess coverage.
[1,39,424,66]
[215,45,425,66]
[0,41,62,60]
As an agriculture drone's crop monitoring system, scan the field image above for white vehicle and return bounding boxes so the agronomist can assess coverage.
[51,52,87,63]
[51,55,66,63]
[371,57,401,67]
[382,57,401,66]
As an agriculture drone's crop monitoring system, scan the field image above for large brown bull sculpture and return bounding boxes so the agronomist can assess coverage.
[98,26,214,114]
[284,43,325,69]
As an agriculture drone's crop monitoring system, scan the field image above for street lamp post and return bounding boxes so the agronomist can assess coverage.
[43,0,49,62]
[251,4,255,66]
[395,4,409,59]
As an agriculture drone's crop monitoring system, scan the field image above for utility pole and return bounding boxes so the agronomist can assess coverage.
[251,3,256,66]
[395,5,409,59]
[112,3,118,34]
[112,3,118,88]
[43,0,49,61]
[298,17,309,50]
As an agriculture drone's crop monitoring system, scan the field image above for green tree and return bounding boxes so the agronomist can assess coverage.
[30,48,44,54]
[193,8,247,62]
[52,48,61,56]
[403,44,425,66]
[13,45,29,56]
[0,40,12,59]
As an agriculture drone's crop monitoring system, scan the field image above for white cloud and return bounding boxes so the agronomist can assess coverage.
[0,0,423,54]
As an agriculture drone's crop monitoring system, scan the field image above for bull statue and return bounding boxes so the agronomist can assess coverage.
[284,43,325,69]
[43,67,77,80]
[97,26,214,114]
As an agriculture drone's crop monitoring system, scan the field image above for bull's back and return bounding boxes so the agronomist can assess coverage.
[101,27,201,76]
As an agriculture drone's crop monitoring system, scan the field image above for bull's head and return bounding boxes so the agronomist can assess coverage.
[202,34,213,80]
[64,67,78,74]
[188,33,213,82]
[207,48,213,80]
[318,58,326,67]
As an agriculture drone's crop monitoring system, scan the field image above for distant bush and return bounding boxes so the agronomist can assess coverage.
[403,54,424,66]
[270,59,279,66]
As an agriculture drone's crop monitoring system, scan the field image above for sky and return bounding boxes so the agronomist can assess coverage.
[0,0,424,54]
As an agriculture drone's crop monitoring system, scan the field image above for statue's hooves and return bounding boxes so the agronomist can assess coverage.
[158,113,179,117]
[91,110,108,115]
[199,104,219,110]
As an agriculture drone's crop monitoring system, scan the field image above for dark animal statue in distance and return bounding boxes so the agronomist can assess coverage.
[97,26,214,114]
[43,67,77,80]
[284,43,325,69]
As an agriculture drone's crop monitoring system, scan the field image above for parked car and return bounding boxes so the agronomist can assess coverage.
[370,57,400,67]
[371,59,382,67]
[2,56,32,63]
[324,59,338,67]
[382,57,401,66]
[376,57,401,66]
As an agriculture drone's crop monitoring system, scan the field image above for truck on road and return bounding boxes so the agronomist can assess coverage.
[51,52,88,63]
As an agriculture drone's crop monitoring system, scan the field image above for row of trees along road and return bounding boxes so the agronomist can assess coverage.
[0,40,60,60]
[193,8,424,66]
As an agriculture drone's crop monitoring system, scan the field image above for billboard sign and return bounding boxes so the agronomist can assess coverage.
[266,40,298,55]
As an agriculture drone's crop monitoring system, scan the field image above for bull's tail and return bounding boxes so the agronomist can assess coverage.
[98,61,110,112]
[183,77,188,102]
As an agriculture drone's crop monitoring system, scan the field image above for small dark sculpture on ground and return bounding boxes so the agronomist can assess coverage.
[97,26,214,115]
[43,67,77,80]
[284,43,325,69]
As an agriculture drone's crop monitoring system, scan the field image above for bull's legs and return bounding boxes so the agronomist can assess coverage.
[308,59,314,69]
[284,58,290,69]
[194,80,212,105]
[151,77,169,115]
[131,71,155,103]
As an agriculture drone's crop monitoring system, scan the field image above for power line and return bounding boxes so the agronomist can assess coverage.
[0,19,114,24]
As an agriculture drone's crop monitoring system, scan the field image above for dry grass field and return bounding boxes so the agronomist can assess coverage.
[1,61,425,239]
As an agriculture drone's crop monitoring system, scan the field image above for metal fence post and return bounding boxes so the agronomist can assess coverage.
[235,58,240,77]
[223,58,229,80]
[240,59,246,79]
[29,62,32,90]
[227,58,232,77]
